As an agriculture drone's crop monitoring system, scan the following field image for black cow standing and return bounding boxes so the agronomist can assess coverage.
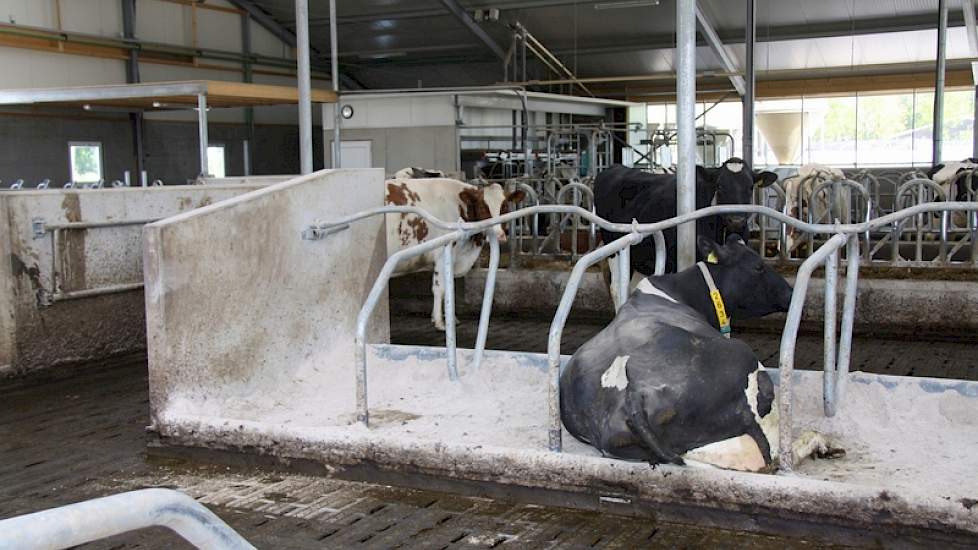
[594,159,778,277]
[560,235,841,471]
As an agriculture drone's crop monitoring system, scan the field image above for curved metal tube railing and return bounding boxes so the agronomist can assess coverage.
[0,488,253,550]
[313,202,978,470]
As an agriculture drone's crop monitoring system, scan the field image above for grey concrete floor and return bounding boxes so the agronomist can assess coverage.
[3,315,975,548]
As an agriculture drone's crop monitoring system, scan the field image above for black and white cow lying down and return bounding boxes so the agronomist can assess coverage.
[560,236,843,471]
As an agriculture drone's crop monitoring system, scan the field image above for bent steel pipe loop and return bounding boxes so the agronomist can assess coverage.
[443,243,459,381]
[355,230,468,426]
[0,488,254,550]
[616,242,631,312]
[548,232,645,452]
[829,234,861,417]
[896,179,946,262]
[822,245,839,416]
[779,232,849,474]
[473,231,500,371]
[314,203,978,251]
[513,181,540,257]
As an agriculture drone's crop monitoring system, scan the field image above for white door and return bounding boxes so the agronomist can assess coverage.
[332,140,372,168]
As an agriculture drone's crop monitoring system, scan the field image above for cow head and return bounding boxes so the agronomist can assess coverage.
[699,158,778,238]
[459,183,526,244]
[697,234,792,319]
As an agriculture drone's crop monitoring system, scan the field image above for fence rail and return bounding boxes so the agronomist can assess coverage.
[0,488,254,550]
[464,168,978,269]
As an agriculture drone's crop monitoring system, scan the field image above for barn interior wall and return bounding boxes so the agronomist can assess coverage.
[327,126,459,176]
[0,113,324,185]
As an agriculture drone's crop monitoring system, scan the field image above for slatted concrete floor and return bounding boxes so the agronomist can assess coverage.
[2,317,975,548]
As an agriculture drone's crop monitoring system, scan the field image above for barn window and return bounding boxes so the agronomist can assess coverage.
[68,142,103,183]
[207,144,226,178]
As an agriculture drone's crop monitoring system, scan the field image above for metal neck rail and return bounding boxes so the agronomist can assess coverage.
[0,488,254,550]
[306,202,978,472]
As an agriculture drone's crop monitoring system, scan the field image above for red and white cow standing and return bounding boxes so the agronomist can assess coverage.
[386,178,524,330]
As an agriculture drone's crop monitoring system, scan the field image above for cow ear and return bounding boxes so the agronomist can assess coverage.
[754,171,778,187]
[697,235,729,264]
[506,189,526,205]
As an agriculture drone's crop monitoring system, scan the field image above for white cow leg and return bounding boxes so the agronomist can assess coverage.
[431,270,445,331]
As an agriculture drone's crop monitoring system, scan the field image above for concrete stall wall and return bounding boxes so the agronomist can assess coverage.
[144,169,389,427]
[0,184,266,375]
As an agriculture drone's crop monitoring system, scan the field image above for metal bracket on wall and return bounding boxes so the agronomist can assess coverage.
[30,216,161,308]
[31,218,46,239]
[301,223,349,241]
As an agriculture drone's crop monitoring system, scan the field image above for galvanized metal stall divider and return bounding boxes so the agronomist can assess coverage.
[306,201,978,472]
[31,216,162,306]
[0,488,254,550]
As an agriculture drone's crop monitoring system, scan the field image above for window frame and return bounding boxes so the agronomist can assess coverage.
[68,141,104,184]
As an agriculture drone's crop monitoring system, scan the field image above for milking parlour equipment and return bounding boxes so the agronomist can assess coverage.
[305,199,978,473]
[465,122,626,265]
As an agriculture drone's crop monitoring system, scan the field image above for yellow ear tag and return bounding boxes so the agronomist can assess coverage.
[707,252,719,264]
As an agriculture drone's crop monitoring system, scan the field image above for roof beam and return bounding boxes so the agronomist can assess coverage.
[343,12,968,69]
[226,0,364,89]
[227,0,297,48]
[695,4,745,96]
[287,1,622,27]
[437,0,506,60]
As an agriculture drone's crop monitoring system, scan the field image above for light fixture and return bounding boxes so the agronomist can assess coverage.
[594,0,659,10]
[357,51,407,60]
[82,104,92,110]
[341,104,354,119]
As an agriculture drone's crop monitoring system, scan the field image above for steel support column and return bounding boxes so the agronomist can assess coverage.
[296,0,313,175]
[933,0,948,164]
[676,0,697,270]
[122,0,144,180]
[197,94,209,177]
[743,0,755,164]
[330,0,341,168]
[242,12,254,176]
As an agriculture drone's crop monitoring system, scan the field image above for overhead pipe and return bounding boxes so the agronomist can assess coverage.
[676,0,697,270]
[933,0,948,164]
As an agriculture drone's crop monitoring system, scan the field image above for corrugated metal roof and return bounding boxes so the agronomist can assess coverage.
[242,0,964,91]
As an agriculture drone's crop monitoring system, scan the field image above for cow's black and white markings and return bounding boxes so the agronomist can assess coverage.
[594,159,777,303]
[560,235,842,472]
[928,159,978,227]
[595,159,778,276]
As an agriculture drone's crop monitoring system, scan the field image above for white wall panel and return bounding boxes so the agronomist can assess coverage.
[0,47,125,88]
[136,0,188,46]
[196,7,241,52]
[251,20,290,58]
[0,0,56,28]
[59,0,121,37]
